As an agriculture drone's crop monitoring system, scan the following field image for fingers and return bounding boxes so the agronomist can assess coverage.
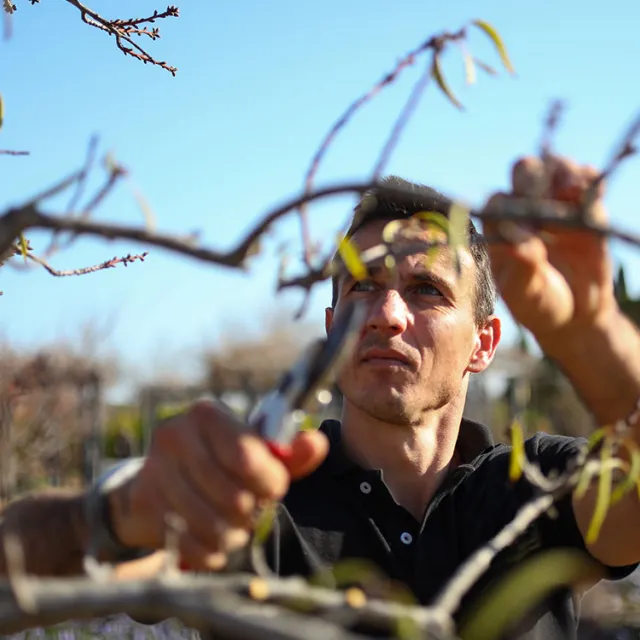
[113,399,329,572]
[510,154,607,210]
[285,430,330,480]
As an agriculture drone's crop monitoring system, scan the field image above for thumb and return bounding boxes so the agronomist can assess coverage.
[283,430,330,480]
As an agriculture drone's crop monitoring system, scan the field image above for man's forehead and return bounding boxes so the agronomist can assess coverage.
[345,218,476,281]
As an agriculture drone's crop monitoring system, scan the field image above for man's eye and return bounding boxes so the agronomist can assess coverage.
[351,280,377,293]
[413,283,442,296]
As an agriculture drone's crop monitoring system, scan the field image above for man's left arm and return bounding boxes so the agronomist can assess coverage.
[541,307,640,567]
[484,154,640,569]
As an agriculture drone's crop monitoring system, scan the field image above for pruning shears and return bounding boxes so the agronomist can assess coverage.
[178,301,366,572]
[248,299,366,460]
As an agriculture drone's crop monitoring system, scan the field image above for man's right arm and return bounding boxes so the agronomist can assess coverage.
[0,401,328,579]
[0,490,88,577]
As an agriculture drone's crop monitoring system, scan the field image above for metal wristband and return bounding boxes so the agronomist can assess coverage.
[84,457,151,564]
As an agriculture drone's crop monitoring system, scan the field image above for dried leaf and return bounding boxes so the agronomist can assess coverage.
[337,235,367,280]
[129,181,157,231]
[508,418,525,482]
[586,441,613,544]
[474,58,498,76]
[431,55,463,110]
[471,20,516,75]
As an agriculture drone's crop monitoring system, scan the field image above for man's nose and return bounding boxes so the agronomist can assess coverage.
[365,290,409,335]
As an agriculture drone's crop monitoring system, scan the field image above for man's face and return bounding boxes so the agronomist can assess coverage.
[326,219,500,426]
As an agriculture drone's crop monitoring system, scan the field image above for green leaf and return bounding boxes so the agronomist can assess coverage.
[253,502,277,546]
[431,55,463,110]
[458,549,604,640]
[448,202,470,275]
[586,441,613,544]
[337,235,367,280]
[471,20,516,75]
[508,418,525,482]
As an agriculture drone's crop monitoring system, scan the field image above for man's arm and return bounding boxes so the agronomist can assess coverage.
[0,490,88,577]
[541,310,640,568]
[484,154,640,569]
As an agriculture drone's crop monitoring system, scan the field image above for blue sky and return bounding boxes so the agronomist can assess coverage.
[2,1,640,398]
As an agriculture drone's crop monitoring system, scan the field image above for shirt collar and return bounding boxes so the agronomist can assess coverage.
[318,417,494,477]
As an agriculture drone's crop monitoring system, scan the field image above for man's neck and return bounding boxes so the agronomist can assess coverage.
[340,401,464,521]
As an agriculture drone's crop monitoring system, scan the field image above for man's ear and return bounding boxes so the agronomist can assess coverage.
[325,307,334,336]
[467,316,501,374]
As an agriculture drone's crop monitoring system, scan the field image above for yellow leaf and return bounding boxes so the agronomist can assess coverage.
[586,427,608,452]
[462,49,476,85]
[574,465,596,501]
[586,441,613,544]
[381,219,405,244]
[18,233,28,263]
[337,235,367,280]
[431,55,463,110]
[509,419,525,482]
[611,441,640,505]
[471,19,516,75]
[413,211,450,235]
[449,202,470,276]
[253,502,277,546]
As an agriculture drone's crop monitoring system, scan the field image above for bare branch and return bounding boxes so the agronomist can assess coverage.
[0,573,445,639]
[21,0,181,75]
[0,150,29,156]
[371,57,433,178]
[21,251,148,277]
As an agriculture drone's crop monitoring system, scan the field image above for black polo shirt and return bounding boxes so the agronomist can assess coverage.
[257,419,637,639]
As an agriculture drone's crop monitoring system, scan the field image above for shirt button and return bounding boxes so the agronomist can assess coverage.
[359,481,372,494]
[400,532,413,545]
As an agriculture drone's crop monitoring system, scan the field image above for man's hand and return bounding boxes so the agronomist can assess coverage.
[482,154,617,347]
[107,400,329,572]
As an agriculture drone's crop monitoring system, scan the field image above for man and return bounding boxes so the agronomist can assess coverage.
[2,154,640,638]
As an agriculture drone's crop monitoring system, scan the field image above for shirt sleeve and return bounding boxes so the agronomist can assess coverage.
[525,432,638,581]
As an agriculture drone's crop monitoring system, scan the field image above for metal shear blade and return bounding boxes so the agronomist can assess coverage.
[250,300,365,446]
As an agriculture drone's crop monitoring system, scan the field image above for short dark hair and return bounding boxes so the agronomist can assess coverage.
[331,176,497,324]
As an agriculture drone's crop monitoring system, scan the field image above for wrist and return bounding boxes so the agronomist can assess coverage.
[536,304,640,426]
[84,458,150,564]
[536,302,620,362]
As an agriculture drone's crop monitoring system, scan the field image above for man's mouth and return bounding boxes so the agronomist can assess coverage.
[361,348,412,368]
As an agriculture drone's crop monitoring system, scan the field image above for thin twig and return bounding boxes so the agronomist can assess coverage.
[371,57,434,178]
[299,27,466,266]
[58,0,179,75]
[20,251,148,277]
